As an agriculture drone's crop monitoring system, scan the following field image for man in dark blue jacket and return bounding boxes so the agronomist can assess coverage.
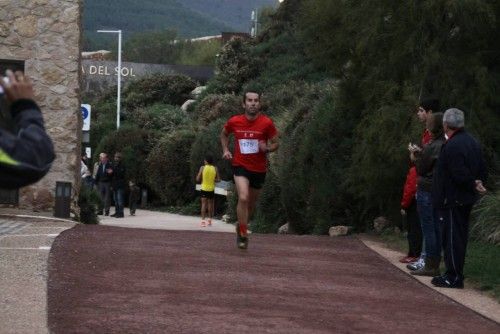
[111,152,126,218]
[0,70,55,189]
[94,153,113,216]
[431,108,487,289]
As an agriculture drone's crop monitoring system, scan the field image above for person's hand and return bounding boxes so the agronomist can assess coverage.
[408,143,422,153]
[475,180,487,195]
[0,70,36,102]
[259,140,269,153]
[222,149,232,160]
[400,209,407,216]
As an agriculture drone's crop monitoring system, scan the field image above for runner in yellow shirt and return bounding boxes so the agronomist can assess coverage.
[196,155,220,227]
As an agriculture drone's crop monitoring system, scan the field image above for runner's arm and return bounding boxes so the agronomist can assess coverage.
[220,128,232,160]
[266,134,279,153]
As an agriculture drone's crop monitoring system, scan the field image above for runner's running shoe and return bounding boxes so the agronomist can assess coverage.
[236,223,248,249]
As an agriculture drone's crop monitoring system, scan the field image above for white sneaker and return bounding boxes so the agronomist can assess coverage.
[407,258,425,271]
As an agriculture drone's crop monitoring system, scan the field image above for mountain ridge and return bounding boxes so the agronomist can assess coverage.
[83,0,278,49]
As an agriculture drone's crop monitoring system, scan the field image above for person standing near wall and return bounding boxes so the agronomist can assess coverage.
[94,152,113,215]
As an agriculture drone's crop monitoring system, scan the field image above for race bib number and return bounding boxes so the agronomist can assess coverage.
[239,139,259,154]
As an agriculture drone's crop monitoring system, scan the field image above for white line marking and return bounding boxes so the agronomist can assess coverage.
[1,234,60,237]
[24,226,68,228]
[0,247,50,250]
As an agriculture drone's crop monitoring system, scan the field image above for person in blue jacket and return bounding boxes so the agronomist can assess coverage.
[0,70,55,189]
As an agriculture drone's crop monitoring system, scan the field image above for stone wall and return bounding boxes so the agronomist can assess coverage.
[0,0,81,211]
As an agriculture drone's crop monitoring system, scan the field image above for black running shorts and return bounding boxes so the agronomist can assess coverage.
[200,190,215,199]
[232,165,266,189]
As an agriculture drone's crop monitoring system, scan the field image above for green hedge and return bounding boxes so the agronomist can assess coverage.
[123,73,196,109]
[146,129,197,205]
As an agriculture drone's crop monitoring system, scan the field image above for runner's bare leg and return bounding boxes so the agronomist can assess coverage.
[234,176,250,233]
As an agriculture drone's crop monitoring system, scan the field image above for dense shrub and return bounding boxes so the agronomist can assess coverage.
[89,99,117,151]
[251,170,285,233]
[123,73,196,110]
[206,37,259,94]
[191,94,241,126]
[133,103,190,139]
[77,186,102,224]
[146,129,197,205]
[264,88,357,234]
[94,126,151,186]
[248,32,326,91]
[292,0,500,229]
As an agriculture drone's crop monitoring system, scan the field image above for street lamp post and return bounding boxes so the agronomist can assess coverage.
[97,29,122,129]
[251,9,258,37]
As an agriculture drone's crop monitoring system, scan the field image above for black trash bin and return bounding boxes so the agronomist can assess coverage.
[54,181,71,218]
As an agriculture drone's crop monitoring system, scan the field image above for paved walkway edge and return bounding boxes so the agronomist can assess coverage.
[358,235,500,324]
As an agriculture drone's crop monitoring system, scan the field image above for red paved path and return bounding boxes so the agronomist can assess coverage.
[47,225,499,333]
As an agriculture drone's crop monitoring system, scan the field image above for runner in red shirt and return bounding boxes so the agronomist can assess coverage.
[221,91,279,249]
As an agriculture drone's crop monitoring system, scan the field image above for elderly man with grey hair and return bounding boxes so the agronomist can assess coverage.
[431,108,487,289]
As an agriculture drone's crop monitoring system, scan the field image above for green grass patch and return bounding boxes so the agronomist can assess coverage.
[379,231,500,302]
[464,241,500,300]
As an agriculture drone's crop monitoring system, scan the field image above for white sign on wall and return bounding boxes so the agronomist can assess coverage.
[85,147,91,159]
[81,104,91,131]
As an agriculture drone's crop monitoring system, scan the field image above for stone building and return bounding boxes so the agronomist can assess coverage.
[0,0,82,211]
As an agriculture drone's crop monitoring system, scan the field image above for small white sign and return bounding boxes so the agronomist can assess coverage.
[81,104,91,131]
[85,147,91,159]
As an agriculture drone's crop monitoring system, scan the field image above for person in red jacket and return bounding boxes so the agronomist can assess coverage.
[400,166,422,263]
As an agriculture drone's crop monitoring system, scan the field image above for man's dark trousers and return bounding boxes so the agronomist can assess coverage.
[438,205,472,284]
[98,181,111,215]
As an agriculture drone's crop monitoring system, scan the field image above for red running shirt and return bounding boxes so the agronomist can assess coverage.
[224,114,278,173]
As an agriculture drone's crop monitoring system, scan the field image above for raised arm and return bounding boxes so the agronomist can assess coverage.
[0,70,55,189]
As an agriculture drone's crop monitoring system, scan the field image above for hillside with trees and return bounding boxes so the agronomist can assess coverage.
[87,0,499,246]
[83,0,277,51]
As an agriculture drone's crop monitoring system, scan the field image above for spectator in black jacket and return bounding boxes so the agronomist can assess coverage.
[411,113,445,277]
[111,152,126,218]
[94,152,113,215]
[0,70,55,189]
[431,108,487,289]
